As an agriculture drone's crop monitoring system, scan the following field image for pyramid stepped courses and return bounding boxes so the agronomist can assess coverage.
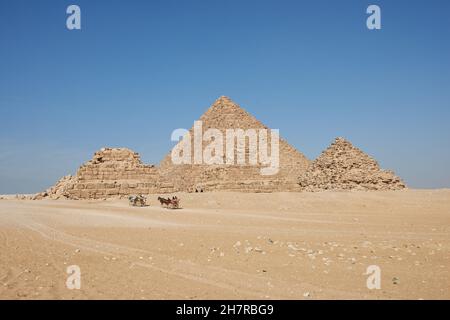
[66,148,163,199]
[158,96,311,192]
[298,137,406,191]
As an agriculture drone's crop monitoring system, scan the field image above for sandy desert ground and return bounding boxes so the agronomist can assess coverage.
[0,189,449,300]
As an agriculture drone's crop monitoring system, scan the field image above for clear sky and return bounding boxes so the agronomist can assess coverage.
[1,0,449,193]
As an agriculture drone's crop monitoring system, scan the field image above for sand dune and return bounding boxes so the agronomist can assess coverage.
[0,189,449,299]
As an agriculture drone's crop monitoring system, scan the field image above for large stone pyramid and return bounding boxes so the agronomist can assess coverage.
[158,96,310,192]
[298,137,406,191]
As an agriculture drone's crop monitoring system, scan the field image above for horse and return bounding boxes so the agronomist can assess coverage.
[157,196,172,207]
[157,196,180,209]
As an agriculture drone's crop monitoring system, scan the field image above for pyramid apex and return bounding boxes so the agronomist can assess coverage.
[332,137,354,147]
[203,96,243,117]
[213,95,235,105]
[334,136,350,143]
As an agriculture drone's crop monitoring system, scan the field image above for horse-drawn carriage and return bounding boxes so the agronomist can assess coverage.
[128,194,181,209]
[128,194,146,207]
[158,196,180,209]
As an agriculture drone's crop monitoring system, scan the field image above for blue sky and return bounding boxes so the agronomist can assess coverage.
[1,0,449,193]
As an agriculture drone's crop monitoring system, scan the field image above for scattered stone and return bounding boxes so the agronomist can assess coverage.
[33,175,77,200]
[254,247,264,253]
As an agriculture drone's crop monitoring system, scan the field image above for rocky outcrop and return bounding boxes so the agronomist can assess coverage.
[298,137,406,191]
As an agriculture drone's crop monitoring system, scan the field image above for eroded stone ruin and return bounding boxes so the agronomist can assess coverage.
[35,148,165,200]
[37,97,406,199]
[298,137,406,191]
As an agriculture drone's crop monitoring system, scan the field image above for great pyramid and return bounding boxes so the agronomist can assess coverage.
[298,137,406,191]
[158,96,310,192]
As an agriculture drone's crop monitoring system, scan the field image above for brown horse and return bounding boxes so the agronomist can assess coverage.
[157,196,171,207]
[157,196,180,209]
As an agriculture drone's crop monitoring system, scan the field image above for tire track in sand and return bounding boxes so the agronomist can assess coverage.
[15,218,362,299]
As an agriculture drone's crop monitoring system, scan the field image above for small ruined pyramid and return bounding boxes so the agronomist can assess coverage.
[298,137,406,191]
[159,96,310,192]
[35,148,161,200]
